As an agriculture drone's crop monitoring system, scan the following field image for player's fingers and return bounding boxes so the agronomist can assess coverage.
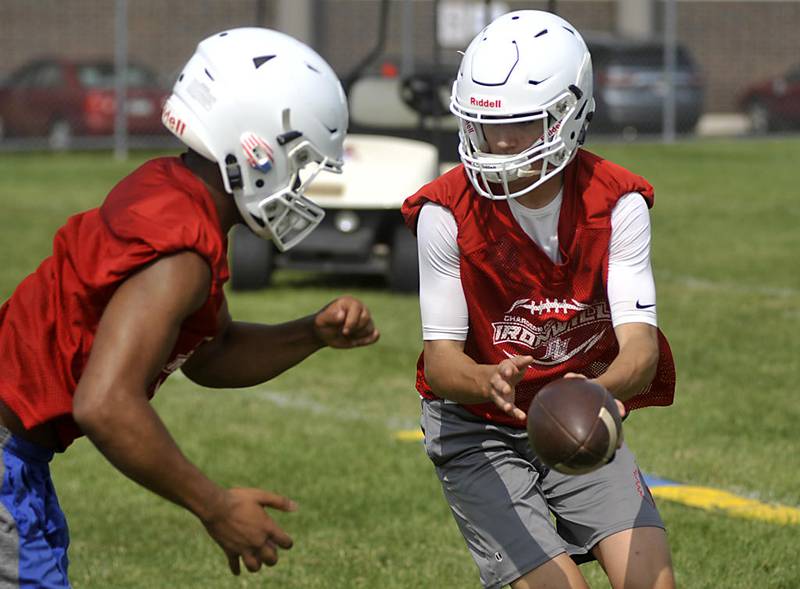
[356,306,371,330]
[340,301,364,335]
[563,372,587,379]
[489,374,511,396]
[489,394,512,413]
[257,541,279,567]
[349,330,380,347]
[318,302,346,327]
[490,391,524,420]
[350,316,376,339]
[511,355,534,370]
[226,551,241,576]
[242,551,262,573]
[268,525,294,550]
[498,362,515,380]
[615,399,626,418]
[254,490,298,512]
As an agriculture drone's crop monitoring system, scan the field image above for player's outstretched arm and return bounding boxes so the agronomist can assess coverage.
[423,339,530,420]
[72,252,293,574]
[592,322,659,401]
[181,295,379,388]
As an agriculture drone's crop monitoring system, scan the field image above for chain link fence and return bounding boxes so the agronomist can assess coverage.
[1,0,799,157]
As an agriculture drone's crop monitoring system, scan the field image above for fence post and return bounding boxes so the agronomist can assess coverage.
[114,0,129,160]
[662,0,677,144]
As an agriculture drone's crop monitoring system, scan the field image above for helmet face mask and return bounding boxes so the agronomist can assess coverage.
[450,10,595,200]
[162,28,348,250]
[242,134,343,250]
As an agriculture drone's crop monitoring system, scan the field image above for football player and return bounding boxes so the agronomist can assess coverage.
[0,28,378,586]
[402,11,676,589]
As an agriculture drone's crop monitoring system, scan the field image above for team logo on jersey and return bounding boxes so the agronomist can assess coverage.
[492,298,610,366]
[241,133,275,173]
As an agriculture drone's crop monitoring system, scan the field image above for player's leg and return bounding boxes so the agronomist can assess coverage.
[421,399,588,589]
[510,553,589,589]
[591,526,675,589]
[0,427,71,588]
[539,443,670,586]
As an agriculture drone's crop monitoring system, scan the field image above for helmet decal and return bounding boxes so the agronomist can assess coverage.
[161,106,186,136]
[241,133,274,173]
[469,96,503,108]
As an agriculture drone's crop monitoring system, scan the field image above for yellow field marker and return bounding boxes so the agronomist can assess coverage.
[651,485,800,526]
[394,429,424,442]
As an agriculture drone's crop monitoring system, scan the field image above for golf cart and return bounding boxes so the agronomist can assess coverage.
[229,0,449,293]
[230,134,437,292]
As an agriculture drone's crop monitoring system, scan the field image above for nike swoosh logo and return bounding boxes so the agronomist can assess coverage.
[636,300,656,309]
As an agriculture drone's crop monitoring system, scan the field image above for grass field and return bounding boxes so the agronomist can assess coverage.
[1,139,798,588]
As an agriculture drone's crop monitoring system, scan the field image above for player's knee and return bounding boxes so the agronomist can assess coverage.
[616,566,675,589]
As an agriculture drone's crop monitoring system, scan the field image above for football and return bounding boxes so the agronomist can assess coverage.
[527,378,622,475]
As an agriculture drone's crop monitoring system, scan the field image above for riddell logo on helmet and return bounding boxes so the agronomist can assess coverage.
[470,96,502,109]
[161,108,186,136]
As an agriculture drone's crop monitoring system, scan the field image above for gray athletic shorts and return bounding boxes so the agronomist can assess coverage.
[421,399,664,589]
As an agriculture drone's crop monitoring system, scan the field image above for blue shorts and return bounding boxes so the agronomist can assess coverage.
[0,425,70,588]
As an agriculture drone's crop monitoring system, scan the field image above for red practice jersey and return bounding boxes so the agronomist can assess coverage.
[402,149,676,428]
[0,157,229,448]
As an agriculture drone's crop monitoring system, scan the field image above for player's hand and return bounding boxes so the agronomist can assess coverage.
[313,296,380,349]
[487,355,532,421]
[202,487,297,575]
[565,372,626,447]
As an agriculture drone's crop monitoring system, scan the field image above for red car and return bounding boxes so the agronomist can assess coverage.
[0,58,169,147]
[739,64,800,134]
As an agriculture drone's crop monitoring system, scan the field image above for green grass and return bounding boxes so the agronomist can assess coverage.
[1,140,798,588]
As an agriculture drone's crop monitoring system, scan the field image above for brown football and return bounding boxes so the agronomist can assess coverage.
[527,378,622,475]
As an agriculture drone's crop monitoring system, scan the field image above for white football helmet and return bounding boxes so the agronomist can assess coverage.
[450,10,595,199]
[162,28,348,250]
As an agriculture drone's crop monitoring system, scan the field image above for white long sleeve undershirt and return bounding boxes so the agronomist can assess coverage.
[417,191,657,341]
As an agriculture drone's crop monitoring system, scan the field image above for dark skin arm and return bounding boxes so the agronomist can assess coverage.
[181,296,379,388]
[73,251,360,575]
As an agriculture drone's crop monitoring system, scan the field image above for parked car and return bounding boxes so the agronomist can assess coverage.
[586,35,705,134]
[0,58,169,148]
[230,134,438,293]
[738,64,800,134]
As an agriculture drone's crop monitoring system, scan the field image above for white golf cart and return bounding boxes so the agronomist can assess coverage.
[229,133,438,293]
